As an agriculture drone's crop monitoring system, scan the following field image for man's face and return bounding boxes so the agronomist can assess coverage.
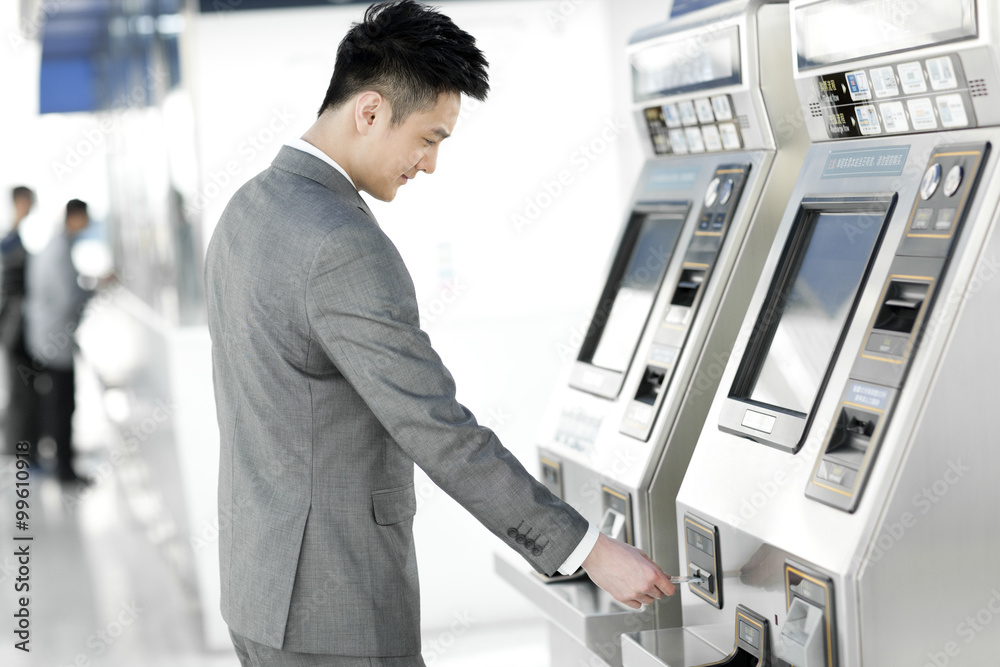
[66,212,89,235]
[13,195,33,220]
[356,92,460,202]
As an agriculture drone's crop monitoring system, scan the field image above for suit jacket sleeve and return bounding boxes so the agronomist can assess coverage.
[305,219,588,575]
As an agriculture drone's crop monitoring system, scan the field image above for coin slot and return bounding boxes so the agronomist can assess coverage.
[635,365,667,406]
[671,267,707,308]
[873,280,929,334]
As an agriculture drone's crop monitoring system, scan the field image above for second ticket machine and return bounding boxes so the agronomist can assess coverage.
[623,0,1000,665]
[496,1,808,665]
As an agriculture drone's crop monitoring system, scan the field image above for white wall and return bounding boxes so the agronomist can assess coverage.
[187,0,671,633]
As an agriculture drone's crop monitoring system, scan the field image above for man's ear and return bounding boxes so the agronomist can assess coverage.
[354,91,387,136]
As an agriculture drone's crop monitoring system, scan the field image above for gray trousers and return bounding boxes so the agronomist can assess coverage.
[229,630,426,667]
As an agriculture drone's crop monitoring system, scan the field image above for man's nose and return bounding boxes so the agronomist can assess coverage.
[417,148,438,175]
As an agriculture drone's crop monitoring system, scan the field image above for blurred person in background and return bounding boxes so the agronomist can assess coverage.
[206,2,674,665]
[1,186,40,459]
[23,198,94,485]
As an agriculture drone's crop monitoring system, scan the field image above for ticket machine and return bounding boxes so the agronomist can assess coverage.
[622,0,1000,665]
[495,2,809,665]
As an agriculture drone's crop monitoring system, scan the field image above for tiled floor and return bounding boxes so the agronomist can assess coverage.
[0,358,550,666]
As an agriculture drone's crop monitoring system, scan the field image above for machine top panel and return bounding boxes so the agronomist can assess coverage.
[793,0,978,70]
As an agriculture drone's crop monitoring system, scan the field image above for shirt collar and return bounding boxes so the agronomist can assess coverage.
[285,138,357,190]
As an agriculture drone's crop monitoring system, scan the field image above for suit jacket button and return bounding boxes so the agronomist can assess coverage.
[524,539,535,550]
[532,546,543,557]
[515,534,526,544]
[507,528,518,539]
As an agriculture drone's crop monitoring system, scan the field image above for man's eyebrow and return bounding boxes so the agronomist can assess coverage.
[432,128,451,139]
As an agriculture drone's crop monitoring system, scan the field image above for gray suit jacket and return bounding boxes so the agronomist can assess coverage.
[205,146,588,657]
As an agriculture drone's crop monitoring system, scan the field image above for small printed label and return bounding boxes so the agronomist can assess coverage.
[822,146,910,179]
[702,125,723,152]
[927,56,958,91]
[645,164,699,190]
[669,129,689,154]
[686,127,706,153]
[711,95,733,121]
[695,98,716,124]
[846,70,872,101]
[880,102,909,133]
[908,98,938,130]
[936,94,969,128]
[719,123,741,150]
[847,382,890,411]
[679,100,699,126]
[898,62,927,95]
[856,105,881,135]
[870,66,899,98]
[663,103,682,129]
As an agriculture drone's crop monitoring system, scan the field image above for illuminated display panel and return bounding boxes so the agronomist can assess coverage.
[632,27,741,101]
[585,213,684,373]
[795,0,977,69]
[740,206,887,415]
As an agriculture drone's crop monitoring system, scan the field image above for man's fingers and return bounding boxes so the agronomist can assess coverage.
[623,599,642,610]
[655,581,676,597]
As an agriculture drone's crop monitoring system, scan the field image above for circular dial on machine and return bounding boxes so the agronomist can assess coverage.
[704,177,721,208]
[718,178,735,206]
[943,165,964,198]
[920,163,942,200]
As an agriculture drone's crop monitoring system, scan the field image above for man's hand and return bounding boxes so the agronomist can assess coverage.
[581,532,676,609]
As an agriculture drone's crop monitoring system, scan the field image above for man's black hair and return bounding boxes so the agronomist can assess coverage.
[65,199,88,218]
[12,186,33,203]
[318,0,489,124]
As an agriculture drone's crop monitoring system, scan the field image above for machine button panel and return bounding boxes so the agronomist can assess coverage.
[684,513,722,608]
[642,94,741,155]
[815,53,976,139]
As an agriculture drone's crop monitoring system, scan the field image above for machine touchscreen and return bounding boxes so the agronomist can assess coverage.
[747,210,884,414]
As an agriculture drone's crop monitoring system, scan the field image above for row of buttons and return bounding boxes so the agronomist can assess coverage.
[506,525,545,557]
[842,55,959,103]
[661,95,735,127]
[853,94,970,136]
[664,124,742,154]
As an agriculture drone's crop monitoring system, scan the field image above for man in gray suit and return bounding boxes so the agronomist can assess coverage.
[205,2,674,664]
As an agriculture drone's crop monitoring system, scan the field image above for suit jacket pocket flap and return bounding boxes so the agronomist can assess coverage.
[371,484,417,526]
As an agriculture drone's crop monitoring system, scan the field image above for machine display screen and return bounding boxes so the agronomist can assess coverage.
[744,210,884,414]
[795,0,978,69]
[632,27,741,101]
[588,213,684,373]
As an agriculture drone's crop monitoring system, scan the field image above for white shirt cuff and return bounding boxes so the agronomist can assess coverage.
[557,522,600,575]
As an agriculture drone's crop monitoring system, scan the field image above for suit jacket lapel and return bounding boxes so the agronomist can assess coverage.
[271,145,375,220]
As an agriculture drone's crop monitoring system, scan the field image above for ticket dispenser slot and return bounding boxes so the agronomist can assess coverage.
[601,486,633,544]
[684,513,722,608]
[777,561,837,667]
[540,457,564,499]
[692,605,769,667]
[635,365,669,406]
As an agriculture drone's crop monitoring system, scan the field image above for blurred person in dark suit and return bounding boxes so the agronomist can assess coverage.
[1,186,40,458]
[23,199,93,484]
